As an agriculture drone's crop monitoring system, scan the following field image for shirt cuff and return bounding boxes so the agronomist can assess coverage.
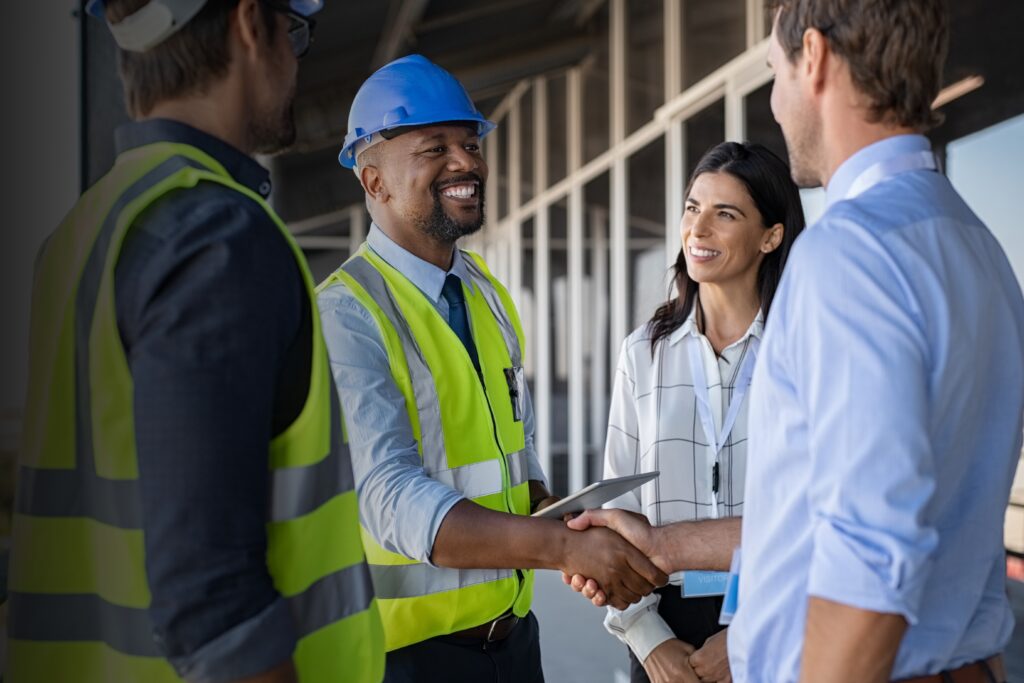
[167,596,296,683]
[603,594,676,663]
[806,516,933,625]
[614,607,676,662]
[424,489,466,567]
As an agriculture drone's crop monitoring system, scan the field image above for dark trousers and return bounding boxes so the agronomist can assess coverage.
[627,588,725,683]
[383,611,545,683]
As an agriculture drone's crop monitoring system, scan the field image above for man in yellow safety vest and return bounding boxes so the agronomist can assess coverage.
[7,1,384,681]
[318,54,666,682]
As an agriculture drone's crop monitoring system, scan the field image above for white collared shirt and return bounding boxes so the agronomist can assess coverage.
[602,305,763,660]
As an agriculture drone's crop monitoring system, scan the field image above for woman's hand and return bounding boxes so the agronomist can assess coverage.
[689,628,732,682]
[644,639,701,683]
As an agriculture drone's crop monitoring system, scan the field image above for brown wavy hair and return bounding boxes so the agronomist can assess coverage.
[647,141,805,354]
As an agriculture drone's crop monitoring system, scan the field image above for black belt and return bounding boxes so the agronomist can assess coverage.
[447,611,520,643]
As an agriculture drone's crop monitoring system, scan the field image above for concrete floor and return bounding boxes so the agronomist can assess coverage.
[534,571,1024,683]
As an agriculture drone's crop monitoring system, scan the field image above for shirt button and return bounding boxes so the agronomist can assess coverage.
[258,180,272,196]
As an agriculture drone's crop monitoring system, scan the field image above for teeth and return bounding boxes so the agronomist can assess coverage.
[442,184,476,199]
[689,245,720,258]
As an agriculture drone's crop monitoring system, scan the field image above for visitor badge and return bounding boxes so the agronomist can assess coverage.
[681,571,729,598]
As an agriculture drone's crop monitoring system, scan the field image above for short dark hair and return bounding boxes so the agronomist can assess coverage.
[767,0,948,131]
[647,141,806,354]
[105,0,276,118]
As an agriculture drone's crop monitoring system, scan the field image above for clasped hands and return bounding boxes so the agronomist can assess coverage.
[558,508,731,683]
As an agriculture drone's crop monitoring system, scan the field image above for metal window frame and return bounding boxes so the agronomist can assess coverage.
[462,2,773,493]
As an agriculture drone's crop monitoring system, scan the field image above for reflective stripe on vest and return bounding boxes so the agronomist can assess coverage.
[324,245,533,651]
[8,142,383,683]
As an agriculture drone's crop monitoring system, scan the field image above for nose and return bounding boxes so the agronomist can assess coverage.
[689,212,713,239]
[448,145,480,173]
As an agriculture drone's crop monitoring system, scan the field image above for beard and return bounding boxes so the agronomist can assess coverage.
[781,111,824,189]
[417,174,487,244]
[249,83,298,156]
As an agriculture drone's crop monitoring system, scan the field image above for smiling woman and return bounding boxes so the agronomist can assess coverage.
[648,141,804,354]
[601,140,806,683]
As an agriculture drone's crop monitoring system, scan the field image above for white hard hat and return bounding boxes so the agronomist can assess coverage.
[85,0,323,52]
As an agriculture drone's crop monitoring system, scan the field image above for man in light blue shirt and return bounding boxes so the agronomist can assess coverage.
[568,1,1023,681]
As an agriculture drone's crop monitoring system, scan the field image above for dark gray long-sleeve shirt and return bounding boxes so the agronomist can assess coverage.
[113,119,309,682]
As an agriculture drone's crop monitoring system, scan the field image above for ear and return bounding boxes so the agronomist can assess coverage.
[801,27,830,95]
[762,223,785,254]
[359,164,390,204]
[232,0,266,62]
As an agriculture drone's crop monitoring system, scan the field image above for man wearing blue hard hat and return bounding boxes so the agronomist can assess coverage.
[318,54,667,682]
[7,1,384,682]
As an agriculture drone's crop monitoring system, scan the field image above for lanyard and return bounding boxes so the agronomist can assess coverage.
[686,334,758,457]
[844,150,938,200]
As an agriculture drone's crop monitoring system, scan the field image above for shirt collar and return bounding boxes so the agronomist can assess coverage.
[114,118,273,198]
[667,304,765,348]
[825,134,931,208]
[366,223,475,303]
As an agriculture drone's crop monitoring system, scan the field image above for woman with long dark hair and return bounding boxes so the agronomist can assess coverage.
[601,141,805,683]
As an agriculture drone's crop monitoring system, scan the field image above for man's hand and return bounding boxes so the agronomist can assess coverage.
[567,509,670,570]
[529,480,560,514]
[563,508,670,606]
[560,526,667,610]
[643,639,701,683]
[689,629,731,682]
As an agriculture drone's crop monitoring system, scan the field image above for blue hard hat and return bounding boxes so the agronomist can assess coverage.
[339,54,496,169]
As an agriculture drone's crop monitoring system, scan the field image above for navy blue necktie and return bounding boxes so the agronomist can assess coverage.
[441,274,480,371]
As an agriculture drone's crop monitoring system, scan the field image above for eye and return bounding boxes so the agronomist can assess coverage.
[465,143,480,152]
[685,204,699,214]
[718,211,736,220]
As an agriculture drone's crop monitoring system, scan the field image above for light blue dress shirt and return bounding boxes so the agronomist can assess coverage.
[317,224,545,564]
[729,135,1024,682]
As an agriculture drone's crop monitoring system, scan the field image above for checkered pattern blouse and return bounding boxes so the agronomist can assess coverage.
[601,306,763,660]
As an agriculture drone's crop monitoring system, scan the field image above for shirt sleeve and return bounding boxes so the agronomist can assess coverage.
[603,336,643,512]
[604,593,675,662]
[117,185,302,681]
[520,379,548,487]
[599,334,675,658]
[791,219,939,624]
[317,282,465,564]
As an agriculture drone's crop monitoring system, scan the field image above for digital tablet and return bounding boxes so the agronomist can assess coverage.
[531,471,660,519]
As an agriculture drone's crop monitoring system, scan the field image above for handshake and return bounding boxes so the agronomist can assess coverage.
[551,507,673,610]
[550,507,737,683]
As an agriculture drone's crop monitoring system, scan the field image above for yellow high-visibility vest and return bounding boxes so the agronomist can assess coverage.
[8,141,385,682]
[319,245,533,652]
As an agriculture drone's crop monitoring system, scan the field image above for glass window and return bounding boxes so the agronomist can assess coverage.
[683,98,726,181]
[583,3,611,164]
[743,81,788,164]
[948,113,1024,289]
[547,74,568,186]
[681,0,746,88]
[521,216,536,378]
[627,0,664,135]
[585,171,612,482]
[628,136,668,329]
[521,88,535,205]
[548,198,570,493]
[495,117,509,221]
